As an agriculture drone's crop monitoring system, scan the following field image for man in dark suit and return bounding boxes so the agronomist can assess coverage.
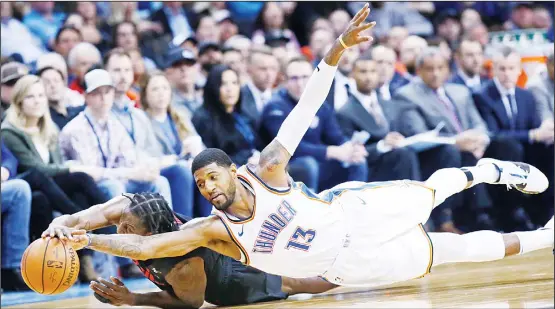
[371,45,409,100]
[240,46,279,128]
[449,38,489,92]
[473,46,554,228]
[260,58,368,192]
[337,54,463,233]
[150,2,197,40]
[395,47,522,231]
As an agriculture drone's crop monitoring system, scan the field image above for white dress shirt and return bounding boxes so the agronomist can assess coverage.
[493,78,517,120]
[458,69,482,89]
[246,81,272,113]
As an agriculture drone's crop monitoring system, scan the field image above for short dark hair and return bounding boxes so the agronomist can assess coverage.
[353,52,374,68]
[125,193,178,234]
[192,148,233,174]
[55,25,82,45]
[103,47,131,67]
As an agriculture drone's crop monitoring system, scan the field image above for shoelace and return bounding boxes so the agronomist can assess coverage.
[503,165,528,191]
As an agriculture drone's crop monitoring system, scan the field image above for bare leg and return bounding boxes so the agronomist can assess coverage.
[428,220,553,267]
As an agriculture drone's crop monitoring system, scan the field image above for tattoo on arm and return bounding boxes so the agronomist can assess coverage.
[259,140,291,173]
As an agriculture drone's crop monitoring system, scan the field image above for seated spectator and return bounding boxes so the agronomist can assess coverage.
[53,26,83,60]
[326,44,358,110]
[1,62,29,118]
[23,2,66,49]
[504,3,534,30]
[1,74,107,213]
[149,2,196,39]
[73,2,111,53]
[68,42,102,94]
[1,142,32,291]
[384,26,409,57]
[39,67,84,129]
[0,2,45,64]
[460,8,483,33]
[261,58,368,192]
[198,42,223,86]
[112,21,157,72]
[165,46,203,113]
[434,9,462,49]
[395,47,521,231]
[36,52,85,107]
[252,3,300,51]
[533,6,553,29]
[307,28,334,63]
[337,55,463,233]
[398,35,428,79]
[473,46,554,228]
[140,72,212,218]
[195,14,221,44]
[241,46,280,127]
[527,50,554,122]
[193,65,262,167]
[222,47,249,86]
[215,10,239,43]
[371,45,405,100]
[450,38,489,91]
[223,34,252,60]
[59,69,172,278]
[328,9,351,37]
[105,48,194,217]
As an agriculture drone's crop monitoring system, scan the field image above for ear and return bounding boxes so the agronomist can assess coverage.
[230,163,237,177]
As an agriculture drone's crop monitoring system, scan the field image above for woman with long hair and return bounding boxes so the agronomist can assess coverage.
[1,75,108,281]
[192,65,262,166]
[141,72,211,217]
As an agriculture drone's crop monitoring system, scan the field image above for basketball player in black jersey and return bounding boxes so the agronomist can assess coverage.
[42,193,337,308]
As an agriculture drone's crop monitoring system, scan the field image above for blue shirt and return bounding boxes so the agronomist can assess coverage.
[23,10,65,48]
[2,141,18,180]
[156,115,182,155]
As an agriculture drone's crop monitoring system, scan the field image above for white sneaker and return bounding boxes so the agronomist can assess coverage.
[477,158,549,194]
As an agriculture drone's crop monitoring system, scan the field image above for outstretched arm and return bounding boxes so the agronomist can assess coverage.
[256,4,375,186]
[42,195,133,239]
[69,216,239,261]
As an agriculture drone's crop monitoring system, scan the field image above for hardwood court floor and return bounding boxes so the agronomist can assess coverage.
[6,248,553,309]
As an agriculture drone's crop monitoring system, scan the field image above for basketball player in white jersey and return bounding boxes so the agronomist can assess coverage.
[62,4,554,288]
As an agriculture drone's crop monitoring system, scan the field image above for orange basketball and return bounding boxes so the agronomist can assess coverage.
[20,238,80,295]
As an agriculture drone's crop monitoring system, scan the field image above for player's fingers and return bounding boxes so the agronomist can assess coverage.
[350,2,368,24]
[98,277,119,290]
[55,229,67,240]
[356,36,373,44]
[71,229,87,235]
[353,5,370,26]
[110,276,125,287]
[355,21,376,33]
[90,284,119,302]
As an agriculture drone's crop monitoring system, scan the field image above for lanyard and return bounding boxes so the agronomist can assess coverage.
[114,109,136,144]
[166,114,183,155]
[84,114,110,168]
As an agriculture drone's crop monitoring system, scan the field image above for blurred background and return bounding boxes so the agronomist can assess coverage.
[0,0,553,296]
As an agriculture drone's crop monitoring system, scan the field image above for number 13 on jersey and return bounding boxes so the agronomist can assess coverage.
[286,227,316,251]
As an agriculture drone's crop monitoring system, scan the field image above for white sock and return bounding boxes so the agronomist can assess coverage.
[461,164,500,187]
[514,229,554,255]
[425,165,498,209]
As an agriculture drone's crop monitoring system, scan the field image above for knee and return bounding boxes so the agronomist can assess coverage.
[97,179,125,199]
[2,179,32,203]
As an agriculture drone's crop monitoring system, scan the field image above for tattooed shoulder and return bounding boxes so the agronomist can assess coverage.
[259,140,290,172]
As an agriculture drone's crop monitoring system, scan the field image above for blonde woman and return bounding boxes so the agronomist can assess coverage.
[140,72,211,217]
[1,75,108,215]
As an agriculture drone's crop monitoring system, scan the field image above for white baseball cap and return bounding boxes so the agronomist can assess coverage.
[84,69,114,94]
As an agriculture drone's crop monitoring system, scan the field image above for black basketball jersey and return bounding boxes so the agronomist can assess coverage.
[134,213,288,306]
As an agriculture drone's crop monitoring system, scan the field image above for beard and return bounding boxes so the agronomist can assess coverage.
[213,181,236,211]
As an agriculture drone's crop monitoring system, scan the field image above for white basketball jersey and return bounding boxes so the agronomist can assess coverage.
[213,165,347,279]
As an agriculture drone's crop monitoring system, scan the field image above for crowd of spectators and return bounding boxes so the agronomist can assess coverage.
[1,1,553,293]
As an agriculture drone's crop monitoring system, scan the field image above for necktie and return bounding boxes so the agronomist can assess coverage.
[369,97,388,129]
[436,92,463,132]
[507,94,518,129]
